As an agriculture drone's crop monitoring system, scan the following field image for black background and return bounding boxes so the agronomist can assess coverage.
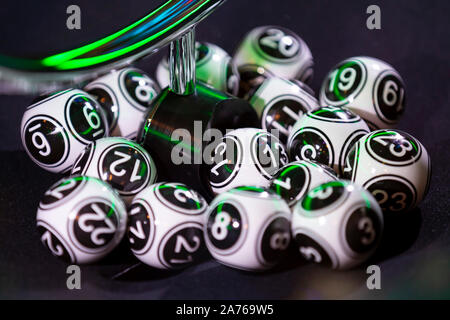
[0,0,449,299]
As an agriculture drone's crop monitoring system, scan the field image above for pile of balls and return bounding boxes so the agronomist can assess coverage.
[21,25,431,272]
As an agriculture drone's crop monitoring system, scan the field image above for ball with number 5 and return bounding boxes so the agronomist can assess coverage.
[292,180,384,270]
[71,137,157,203]
[342,129,431,216]
[21,89,108,173]
[127,182,209,269]
[206,128,288,195]
[84,67,160,139]
[319,56,406,130]
[205,186,291,271]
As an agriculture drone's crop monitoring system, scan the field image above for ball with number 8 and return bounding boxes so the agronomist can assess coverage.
[127,182,209,270]
[37,175,127,264]
[205,186,292,271]
[292,180,384,270]
[233,25,314,84]
[21,89,108,173]
[206,128,288,195]
[71,137,157,203]
[319,56,406,130]
[342,129,431,216]
[85,67,160,139]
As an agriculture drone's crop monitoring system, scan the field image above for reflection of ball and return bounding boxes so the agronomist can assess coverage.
[127,182,209,269]
[292,180,383,270]
[37,176,127,264]
[233,25,314,83]
[342,129,431,216]
[247,77,319,144]
[287,106,369,175]
[21,89,108,173]
[269,160,338,208]
[205,186,291,271]
[71,137,157,203]
[319,56,406,129]
[156,42,240,95]
[85,67,160,139]
[206,128,288,194]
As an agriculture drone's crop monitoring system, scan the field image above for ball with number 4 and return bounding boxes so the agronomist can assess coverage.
[85,67,160,139]
[127,182,209,269]
[319,56,406,130]
[205,186,291,271]
[207,128,288,194]
[287,106,370,175]
[71,137,157,203]
[234,25,314,84]
[37,175,127,264]
[342,129,431,216]
[21,89,108,173]
[292,180,384,270]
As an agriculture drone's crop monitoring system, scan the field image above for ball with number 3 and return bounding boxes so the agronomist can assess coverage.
[292,180,384,270]
[85,67,160,139]
[127,182,209,270]
[21,89,108,173]
[319,56,406,130]
[205,186,292,271]
[342,129,431,216]
[71,137,157,203]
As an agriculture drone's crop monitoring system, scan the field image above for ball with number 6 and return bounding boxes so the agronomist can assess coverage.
[127,182,209,269]
[319,56,406,130]
[71,137,157,203]
[342,129,431,216]
[85,67,160,139]
[205,186,292,271]
[37,175,127,264]
[292,180,384,270]
[21,89,108,173]
[206,128,288,194]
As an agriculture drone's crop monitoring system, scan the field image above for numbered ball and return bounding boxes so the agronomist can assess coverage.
[247,77,319,144]
[292,180,384,270]
[342,129,431,216]
[207,128,288,194]
[127,182,209,269]
[156,42,240,95]
[236,64,274,99]
[269,160,338,208]
[233,25,314,84]
[85,67,160,139]
[319,56,406,129]
[21,89,108,173]
[37,176,127,264]
[71,137,157,203]
[287,106,370,175]
[205,186,291,271]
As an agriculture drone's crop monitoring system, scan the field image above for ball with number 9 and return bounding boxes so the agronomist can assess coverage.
[205,186,292,271]
[319,56,406,130]
[342,129,431,216]
[233,25,314,84]
[292,180,384,270]
[71,137,157,203]
[84,67,160,139]
[206,128,288,195]
[127,182,209,270]
[21,89,108,173]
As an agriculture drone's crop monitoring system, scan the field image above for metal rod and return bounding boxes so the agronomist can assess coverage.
[169,28,196,95]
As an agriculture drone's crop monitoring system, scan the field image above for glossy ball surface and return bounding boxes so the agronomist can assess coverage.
[204,186,291,271]
[127,182,209,269]
[21,89,108,173]
[292,180,384,270]
[36,176,127,264]
[319,56,406,129]
[342,129,431,215]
